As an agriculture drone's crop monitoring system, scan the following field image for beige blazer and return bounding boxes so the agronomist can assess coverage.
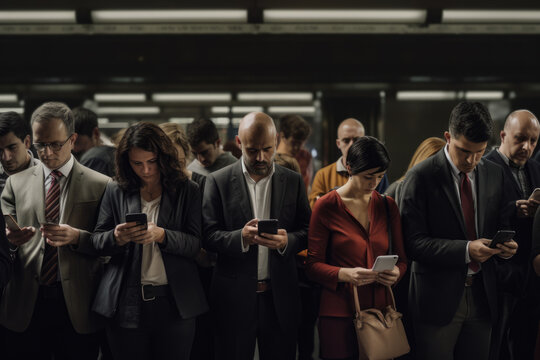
[0,160,110,334]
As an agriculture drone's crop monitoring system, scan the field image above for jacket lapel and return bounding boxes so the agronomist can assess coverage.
[490,150,522,196]
[157,189,174,228]
[231,161,254,221]
[434,150,468,237]
[60,161,82,224]
[270,165,286,220]
[476,160,488,236]
[32,164,46,225]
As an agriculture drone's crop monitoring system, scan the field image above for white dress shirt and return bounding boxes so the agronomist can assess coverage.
[241,159,275,280]
[140,195,168,286]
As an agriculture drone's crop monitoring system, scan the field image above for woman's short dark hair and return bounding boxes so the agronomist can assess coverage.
[116,122,187,192]
[346,136,390,175]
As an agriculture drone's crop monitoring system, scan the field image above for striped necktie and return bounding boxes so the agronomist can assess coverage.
[41,170,62,285]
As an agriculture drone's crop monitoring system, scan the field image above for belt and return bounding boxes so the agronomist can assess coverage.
[39,283,62,300]
[256,280,271,293]
[465,275,476,287]
[141,284,170,301]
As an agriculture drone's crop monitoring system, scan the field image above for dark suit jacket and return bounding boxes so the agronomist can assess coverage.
[91,180,208,327]
[485,150,540,269]
[400,149,507,326]
[202,161,311,337]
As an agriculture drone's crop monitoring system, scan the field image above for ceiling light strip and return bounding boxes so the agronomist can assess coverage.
[443,10,540,23]
[92,10,247,23]
[0,11,76,24]
[264,9,427,23]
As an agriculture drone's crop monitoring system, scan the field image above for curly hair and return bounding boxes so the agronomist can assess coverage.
[115,122,187,192]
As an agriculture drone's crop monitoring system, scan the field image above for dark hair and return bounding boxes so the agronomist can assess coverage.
[278,114,312,141]
[449,101,493,143]
[115,122,187,192]
[0,111,31,142]
[73,107,98,137]
[31,102,74,134]
[346,136,390,175]
[186,118,219,147]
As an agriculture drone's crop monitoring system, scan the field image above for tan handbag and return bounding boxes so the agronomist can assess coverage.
[353,285,410,360]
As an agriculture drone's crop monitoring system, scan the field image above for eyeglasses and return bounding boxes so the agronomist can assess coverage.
[33,134,72,152]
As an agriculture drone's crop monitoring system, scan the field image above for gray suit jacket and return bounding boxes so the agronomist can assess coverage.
[0,160,110,333]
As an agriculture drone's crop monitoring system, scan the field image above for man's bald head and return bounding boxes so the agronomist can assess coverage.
[236,112,277,181]
[238,112,276,142]
[336,118,366,162]
[500,109,540,166]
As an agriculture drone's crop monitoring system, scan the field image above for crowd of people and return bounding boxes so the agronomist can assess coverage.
[0,100,538,360]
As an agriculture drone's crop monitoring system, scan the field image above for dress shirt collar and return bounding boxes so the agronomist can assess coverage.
[241,157,275,183]
[43,154,74,180]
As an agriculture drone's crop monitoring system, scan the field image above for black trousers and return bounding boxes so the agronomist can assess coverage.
[107,295,196,360]
[215,290,297,360]
[3,284,100,360]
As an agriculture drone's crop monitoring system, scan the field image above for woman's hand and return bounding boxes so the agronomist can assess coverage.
[338,267,378,286]
[113,222,146,246]
[131,222,165,245]
[376,265,400,286]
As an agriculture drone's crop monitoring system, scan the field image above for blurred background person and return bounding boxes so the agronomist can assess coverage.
[0,111,40,193]
[186,118,237,176]
[91,122,208,360]
[306,137,407,360]
[222,139,242,159]
[159,121,214,360]
[385,137,446,204]
[276,114,313,192]
[72,107,116,177]
[309,118,389,207]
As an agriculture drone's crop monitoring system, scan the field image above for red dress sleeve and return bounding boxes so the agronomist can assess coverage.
[305,194,341,291]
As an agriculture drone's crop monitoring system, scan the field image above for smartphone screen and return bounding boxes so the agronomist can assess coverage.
[125,213,148,230]
[489,230,515,249]
[258,219,278,236]
[4,214,21,231]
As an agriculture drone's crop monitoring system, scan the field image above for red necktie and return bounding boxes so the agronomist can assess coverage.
[460,172,479,272]
[41,170,62,285]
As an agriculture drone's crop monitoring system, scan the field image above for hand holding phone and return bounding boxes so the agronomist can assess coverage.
[4,214,21,231]
[529,188,540,202]
[257,219,278,236]
[125,213,148,230]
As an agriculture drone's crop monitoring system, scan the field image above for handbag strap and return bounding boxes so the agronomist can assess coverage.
[353,285,397,313]
[382,195,393,255]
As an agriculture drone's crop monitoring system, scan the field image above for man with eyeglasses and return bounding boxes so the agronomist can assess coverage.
[308,118,388,207]
[0,102,110,359]
[0,111,40,194]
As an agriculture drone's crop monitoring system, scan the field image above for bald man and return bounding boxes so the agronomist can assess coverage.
[202,112,311,360]
[484,109,540,360]
[308,118,388,207]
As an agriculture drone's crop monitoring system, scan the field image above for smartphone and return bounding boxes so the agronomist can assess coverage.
[372,255,399,272]
[4,214,21,231]
[489,230,516,249]
[258,219,278,236]
[125,213,148,230]
[529,188,540,202]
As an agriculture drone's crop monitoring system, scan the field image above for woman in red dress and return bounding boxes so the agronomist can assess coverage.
[306,136,408,360]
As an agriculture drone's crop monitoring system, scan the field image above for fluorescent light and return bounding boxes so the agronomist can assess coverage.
[268,106,316,114]
[211,117,231,125]
[443,10,540,23]
[232,118,243,125]
[397,91,457,101]
[92,10,247,23]
[464,91,504,100]
[98,118,109,124]
[169,117,195,124]
[97,107,160,115]
[0,94,17,102]
[211,106,230,114]
[0,11,76,23]
[264,9,426,23]
[212,106,264,114]
[94,93,146,102]
[232,106,264,113]
[99,122,130,129]
[237,92,313,101]
[153,93,232,102]
[0,107,23,114]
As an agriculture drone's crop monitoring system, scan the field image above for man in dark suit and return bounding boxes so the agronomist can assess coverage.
[203,112,311,360]
[400,101,518,360]
[484,109,540,360]
[0,212,13,288]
